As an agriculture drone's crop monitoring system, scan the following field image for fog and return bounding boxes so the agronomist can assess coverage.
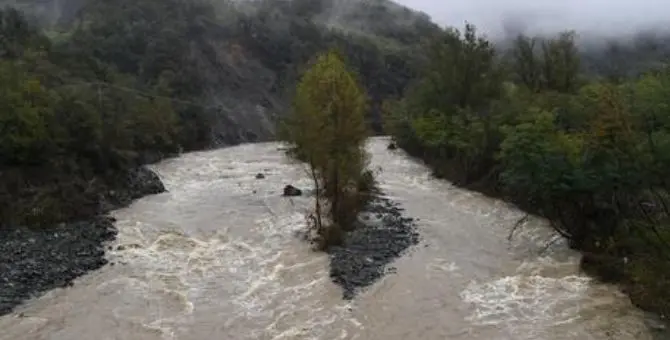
[392,0,669,39]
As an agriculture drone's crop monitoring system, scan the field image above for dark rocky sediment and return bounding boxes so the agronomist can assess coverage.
[328,195,420,299]
[97,167,166,212]
[0,216,117,315]
[0,166,165,316]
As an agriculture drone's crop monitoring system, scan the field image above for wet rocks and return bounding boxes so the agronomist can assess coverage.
[387,143,397,150]
[126,167,166,198]
[328,195,420,299]
[255,173,266,179]
[98,167,166,212]
[0,216,118,315]
[283,185,303,197]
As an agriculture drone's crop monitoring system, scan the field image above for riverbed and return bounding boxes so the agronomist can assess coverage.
[0,137,661,340]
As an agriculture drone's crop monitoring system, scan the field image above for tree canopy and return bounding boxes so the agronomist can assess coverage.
[283,50,370,249]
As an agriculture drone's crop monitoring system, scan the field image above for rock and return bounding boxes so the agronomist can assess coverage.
[98,167,166,212]
[283,185,302,197]
[127,167,166,197]
[255,173,265,179]
[387,143,397,150]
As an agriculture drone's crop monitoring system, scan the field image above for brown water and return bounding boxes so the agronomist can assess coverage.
[0,137,660,340]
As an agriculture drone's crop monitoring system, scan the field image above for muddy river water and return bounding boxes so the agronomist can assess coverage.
[0,137,662,340]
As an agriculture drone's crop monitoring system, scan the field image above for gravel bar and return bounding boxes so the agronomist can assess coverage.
[328,194,420,299]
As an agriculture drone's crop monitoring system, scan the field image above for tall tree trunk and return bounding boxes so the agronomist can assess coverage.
[309,158,323,235]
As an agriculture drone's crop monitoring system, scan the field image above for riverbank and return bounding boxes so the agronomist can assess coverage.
[0,167,166,316]
[392,141,670,331]
[328,193,420,299]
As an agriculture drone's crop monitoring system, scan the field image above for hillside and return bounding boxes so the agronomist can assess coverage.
[0,0,441,229]
[3,0,670,230]
[1,0,669,215]
[6,0,441,136]
[579,30,670,80]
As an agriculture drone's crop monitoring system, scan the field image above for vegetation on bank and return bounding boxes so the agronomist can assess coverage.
[281,50,373,250]
[0,7,186,227]
[385,23,670,316]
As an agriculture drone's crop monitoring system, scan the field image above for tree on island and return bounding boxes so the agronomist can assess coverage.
[281,49,370,250]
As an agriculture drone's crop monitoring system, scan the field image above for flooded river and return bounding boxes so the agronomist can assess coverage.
[0,137,660,339]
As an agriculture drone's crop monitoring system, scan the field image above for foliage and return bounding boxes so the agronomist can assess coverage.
[0,8,186,227]
[388,24,504,183]
[389,23,670,317]
[509,32,581,93]
[283,50,370,250]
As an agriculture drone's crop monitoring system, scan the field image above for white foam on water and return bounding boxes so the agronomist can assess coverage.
[97,143,360,339]
[427,258,461,274]
[460,273,592,337]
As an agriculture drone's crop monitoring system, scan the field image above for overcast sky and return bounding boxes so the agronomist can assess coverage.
[393,0,669,38]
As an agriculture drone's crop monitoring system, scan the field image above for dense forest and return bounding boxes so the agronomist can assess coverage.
[4,0,670,321]
[0,0,436,229]
[385,24,670,317]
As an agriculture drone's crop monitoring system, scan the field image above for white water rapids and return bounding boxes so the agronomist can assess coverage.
[0,137,660,339]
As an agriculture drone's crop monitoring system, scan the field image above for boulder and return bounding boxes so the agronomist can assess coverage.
[255,173,265,179]
[283,185,302,197]
[387,143,397,150]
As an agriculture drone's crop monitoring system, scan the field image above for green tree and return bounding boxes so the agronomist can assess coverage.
[510,32,581,94]
[0,61,54,166]
[283,49,369,249]
[396,24,505,183]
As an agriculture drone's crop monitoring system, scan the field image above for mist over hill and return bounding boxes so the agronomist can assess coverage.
[393,0,670,78]
[394,0,669,38]
[8,0,670,89]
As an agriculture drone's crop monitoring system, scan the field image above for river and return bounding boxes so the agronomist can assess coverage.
[0,137,660,340]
